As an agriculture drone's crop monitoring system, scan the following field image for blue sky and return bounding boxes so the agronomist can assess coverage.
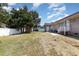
[6,3,79,26]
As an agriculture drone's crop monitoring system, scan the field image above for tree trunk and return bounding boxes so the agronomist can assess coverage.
[23,27,25,33]
[21,28,23,33]
[26,26,32,33]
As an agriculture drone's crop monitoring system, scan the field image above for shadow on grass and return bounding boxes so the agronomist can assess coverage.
[51,32,79,40]
[61,34,79,40]
[10,31,44,36]
[10,32,31,36]
[67,35,79,40]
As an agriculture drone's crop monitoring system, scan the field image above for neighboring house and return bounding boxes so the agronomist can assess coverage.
[44,12,79,35]
[38,26,45,32]
[44,23,52,32]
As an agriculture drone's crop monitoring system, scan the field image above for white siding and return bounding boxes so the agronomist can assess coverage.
[46,26,50,32]
[58,22,65,33]
[58,20,70,33]
[71,19,79,33]
[0,28,21,36]
[66,20,70,31]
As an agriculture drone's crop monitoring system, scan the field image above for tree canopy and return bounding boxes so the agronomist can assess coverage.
[0,4,41,33]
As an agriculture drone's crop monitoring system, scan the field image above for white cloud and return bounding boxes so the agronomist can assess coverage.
[64,14,69,17]
[2,3,16,12]
[48,3,63,9]
[53,6,66,13]
[47,12,50,15]
[47,12,68,20]
[47,12,60,19]
[16,8,20,11]
[32,3,42,10]
[39,15,42,18]
[8,3,16,6]
[47,3,67,20]
[53,13,69,22]
[54,17,63,22]
[2,6,12,12]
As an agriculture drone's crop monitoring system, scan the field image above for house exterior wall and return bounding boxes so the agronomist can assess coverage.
[58,20,70,33]
[50,26,54,31]
[52,24,58,30]
[44,12,79,35]
[45,12,79,35]
[0,28,21,36]
[58,22,65,33]
[45,26,50,32]
[70,19,79,34]
[66,20,70,31]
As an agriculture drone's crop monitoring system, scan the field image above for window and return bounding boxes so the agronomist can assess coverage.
[59,22,64,26]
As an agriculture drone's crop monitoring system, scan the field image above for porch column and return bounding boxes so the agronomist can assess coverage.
[64,20,66,35]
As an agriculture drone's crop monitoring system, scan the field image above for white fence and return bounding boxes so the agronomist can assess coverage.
[0,28,21,36]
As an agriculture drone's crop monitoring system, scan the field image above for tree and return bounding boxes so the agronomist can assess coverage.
[5,5,41,33]
[8,6,34,33]
[0,3,8,7]
[0,3,9,27]
[30,11,41,31]
[0,3,8,12]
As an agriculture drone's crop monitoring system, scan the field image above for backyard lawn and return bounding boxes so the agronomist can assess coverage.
[0,32,79,56]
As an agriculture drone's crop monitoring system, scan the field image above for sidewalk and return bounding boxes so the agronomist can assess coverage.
[49,33,59,36]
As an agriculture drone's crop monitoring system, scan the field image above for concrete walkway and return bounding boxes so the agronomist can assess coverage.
[50,33,59,36]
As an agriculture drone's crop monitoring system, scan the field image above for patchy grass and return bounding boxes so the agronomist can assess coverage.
[0,32,45,56]
[0,32,79,56]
